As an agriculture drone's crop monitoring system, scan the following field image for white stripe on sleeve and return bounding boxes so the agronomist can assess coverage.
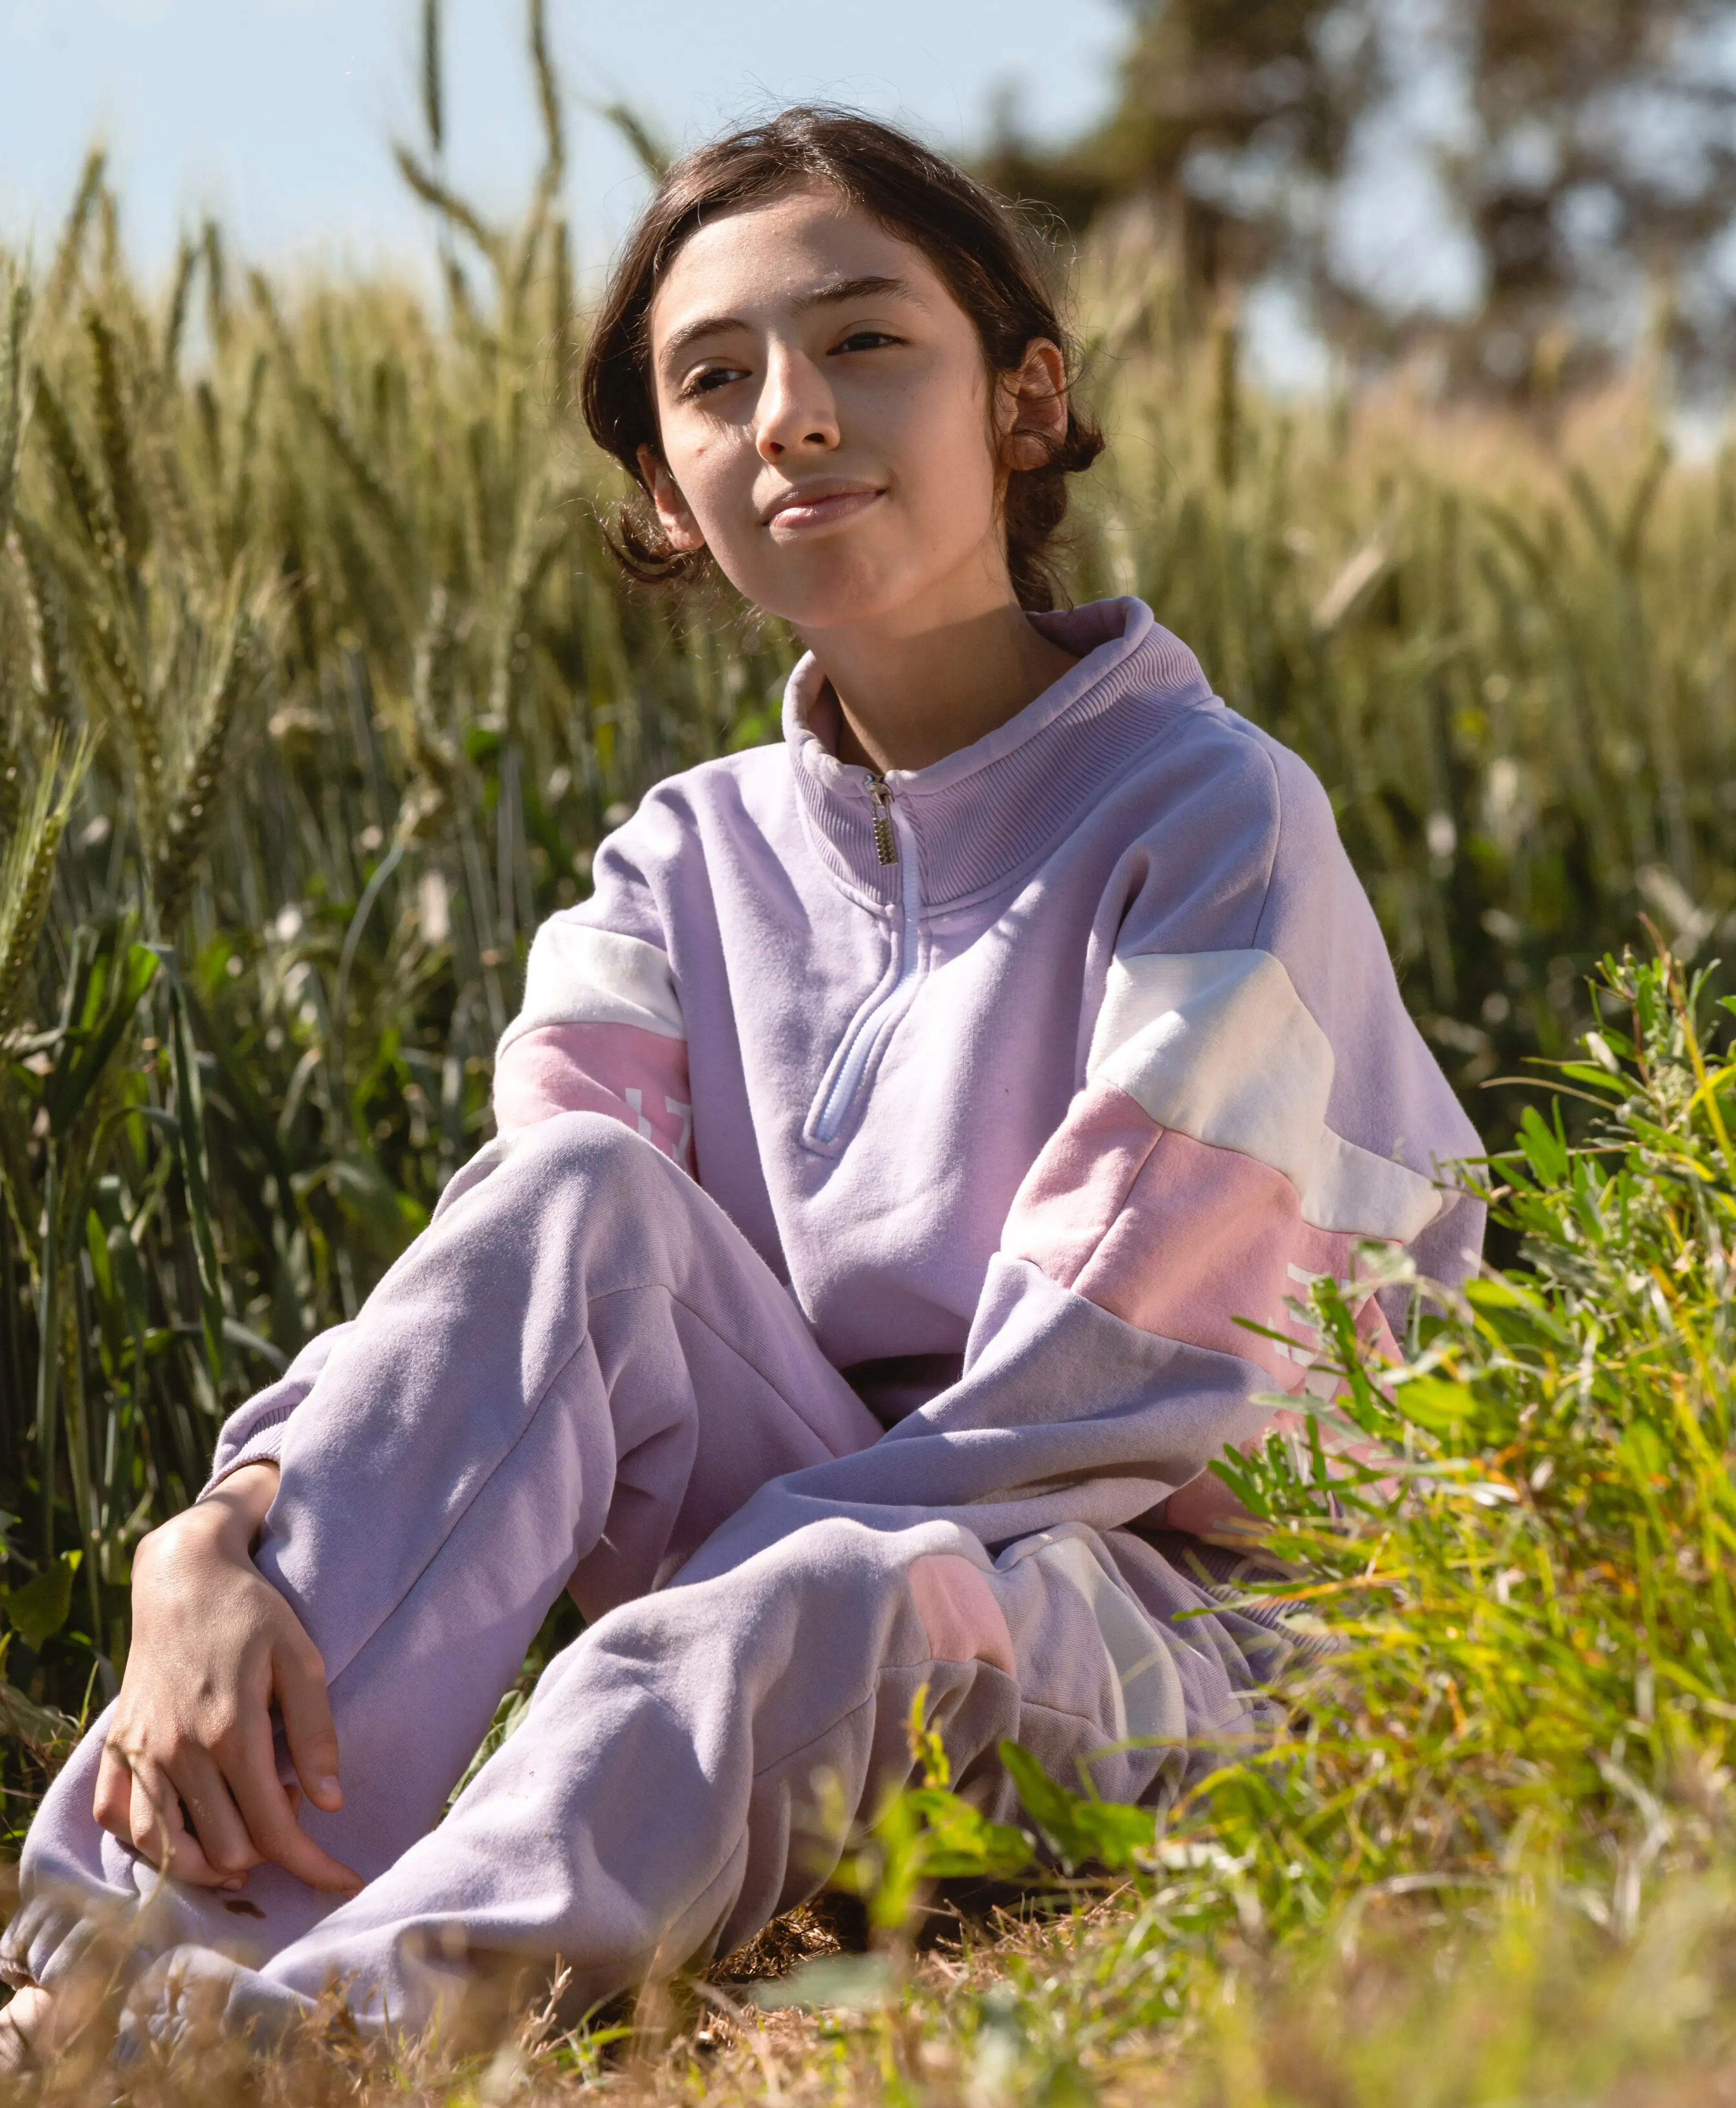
[1302,1127,1443,1242]
[1088,951,1442,1241]
[498,922,684,1051]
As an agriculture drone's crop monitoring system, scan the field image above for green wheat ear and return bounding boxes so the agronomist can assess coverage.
[151,600,267,937]
[12,520,75,732]
[0,277,33,550]
[84,304,151,585]
[0,725,94,1044]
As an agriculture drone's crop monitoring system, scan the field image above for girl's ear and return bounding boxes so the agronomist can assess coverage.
[635,444,708,554]
[997,339,1069,473]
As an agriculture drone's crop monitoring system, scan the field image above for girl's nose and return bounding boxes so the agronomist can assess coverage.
[755,349,838,462]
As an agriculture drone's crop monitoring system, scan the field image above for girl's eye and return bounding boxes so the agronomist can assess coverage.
[833,330,899,355]
[680,366,747,401]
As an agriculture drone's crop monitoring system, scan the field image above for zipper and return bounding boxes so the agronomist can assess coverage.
[806,772,923,1147]
[867,772,897,866]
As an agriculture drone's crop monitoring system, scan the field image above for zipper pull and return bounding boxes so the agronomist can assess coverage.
[866,773,898,866]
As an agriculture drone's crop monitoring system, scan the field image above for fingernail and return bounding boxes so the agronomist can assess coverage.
[221,1879,245,1893]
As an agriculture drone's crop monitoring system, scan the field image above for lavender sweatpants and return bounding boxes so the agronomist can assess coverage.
[3,1115,1281,2041]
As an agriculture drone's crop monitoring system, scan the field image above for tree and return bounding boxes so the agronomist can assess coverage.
[986,0,1736,395]
[1447,0,1736,393]
[979,0,1380,301]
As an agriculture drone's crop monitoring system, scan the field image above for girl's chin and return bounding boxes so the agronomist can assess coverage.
[726,559,919,636]
[733,543,997,636]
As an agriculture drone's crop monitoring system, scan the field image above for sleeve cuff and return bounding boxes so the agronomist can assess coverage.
[199,1415,291,1499]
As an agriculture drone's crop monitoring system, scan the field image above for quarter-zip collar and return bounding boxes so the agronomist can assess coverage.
[781,597,1217,913]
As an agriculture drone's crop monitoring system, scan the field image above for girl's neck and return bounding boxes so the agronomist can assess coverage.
[809,596,1079,776]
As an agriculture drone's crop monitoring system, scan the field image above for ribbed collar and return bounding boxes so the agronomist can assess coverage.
[781,597,1218,911]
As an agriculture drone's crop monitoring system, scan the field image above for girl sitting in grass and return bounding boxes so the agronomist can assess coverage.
[1,107,1481,2055]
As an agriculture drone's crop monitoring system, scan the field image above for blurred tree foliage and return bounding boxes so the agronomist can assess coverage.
[1456,0,1736,394]
[984,0,1736,393]
[981,0,1377,295]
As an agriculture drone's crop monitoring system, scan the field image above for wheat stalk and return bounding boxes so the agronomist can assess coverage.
[486,481,560,732]
[42,148,105,319]
[30,368,124,574]
[11,521,75,730]
[163,236,197,380]
[152,603,266,936]
[0,725,93,1042]
[85,305,151,581]
[82,581,162,798]
[0,277,32,548]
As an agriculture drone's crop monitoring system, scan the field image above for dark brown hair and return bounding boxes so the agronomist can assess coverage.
[579,107,1104,613]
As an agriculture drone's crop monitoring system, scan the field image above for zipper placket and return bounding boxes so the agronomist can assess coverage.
[808,772,923,1146]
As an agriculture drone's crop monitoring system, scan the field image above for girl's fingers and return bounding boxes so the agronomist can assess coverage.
[160,1746,263,1885]
[124,1754,172,1869]
[93,1739,138,1843]
[222,1703,362,1896]
[274,1638,344,1814]
[124,1756,223,1885]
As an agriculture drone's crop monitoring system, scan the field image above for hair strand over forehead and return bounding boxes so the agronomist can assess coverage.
[579,105,1104,612]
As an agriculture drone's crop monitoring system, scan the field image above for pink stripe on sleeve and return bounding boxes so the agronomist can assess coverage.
[493,1021,694,1169]
[907,1554,1016,1675]
[1063,1131,1404,1392]
[1071,1126,1305,1385]
[1000,1079,1161,1288]
[1006,1089,1413,1545]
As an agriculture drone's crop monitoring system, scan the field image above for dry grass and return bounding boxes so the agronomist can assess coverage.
[10,1872,1736,2105]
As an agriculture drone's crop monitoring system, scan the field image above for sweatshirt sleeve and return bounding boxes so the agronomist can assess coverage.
[676,720,1485,1583]
[1008,882,1477,1379]
[998,728,1482,1507]
[491,821,693,1171]
[200,1324,356,1494]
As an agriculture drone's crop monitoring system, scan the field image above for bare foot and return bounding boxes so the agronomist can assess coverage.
[0,1985,55,2072]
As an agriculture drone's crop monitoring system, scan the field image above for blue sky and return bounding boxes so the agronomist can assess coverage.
[0,0,1126,290]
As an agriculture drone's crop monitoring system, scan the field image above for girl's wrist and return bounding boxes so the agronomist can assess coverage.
[201,1460,281,1549]
[149,1461,281,1569]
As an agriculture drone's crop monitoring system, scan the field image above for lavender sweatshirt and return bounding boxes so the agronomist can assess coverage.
[221,595,1482,1569]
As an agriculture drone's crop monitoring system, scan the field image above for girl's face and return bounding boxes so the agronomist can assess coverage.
[640,185,1066,635]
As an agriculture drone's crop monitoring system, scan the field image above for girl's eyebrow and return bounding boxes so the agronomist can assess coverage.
[793,273,914,313]
[658,275,918,368]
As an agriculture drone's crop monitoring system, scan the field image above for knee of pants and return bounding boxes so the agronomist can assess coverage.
[434,1111,679,1263]
[549,1518,1010,1728]
[504,1107,670,1195]
[430,1107,670,1239]
[550,1521,1212,1775]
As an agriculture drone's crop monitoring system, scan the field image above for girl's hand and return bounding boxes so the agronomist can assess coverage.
[92,1464,362,1895]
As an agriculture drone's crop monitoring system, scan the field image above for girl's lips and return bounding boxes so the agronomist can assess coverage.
[763,487,883,534]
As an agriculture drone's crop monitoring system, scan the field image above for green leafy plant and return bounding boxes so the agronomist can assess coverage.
[778,945,1736,2102]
